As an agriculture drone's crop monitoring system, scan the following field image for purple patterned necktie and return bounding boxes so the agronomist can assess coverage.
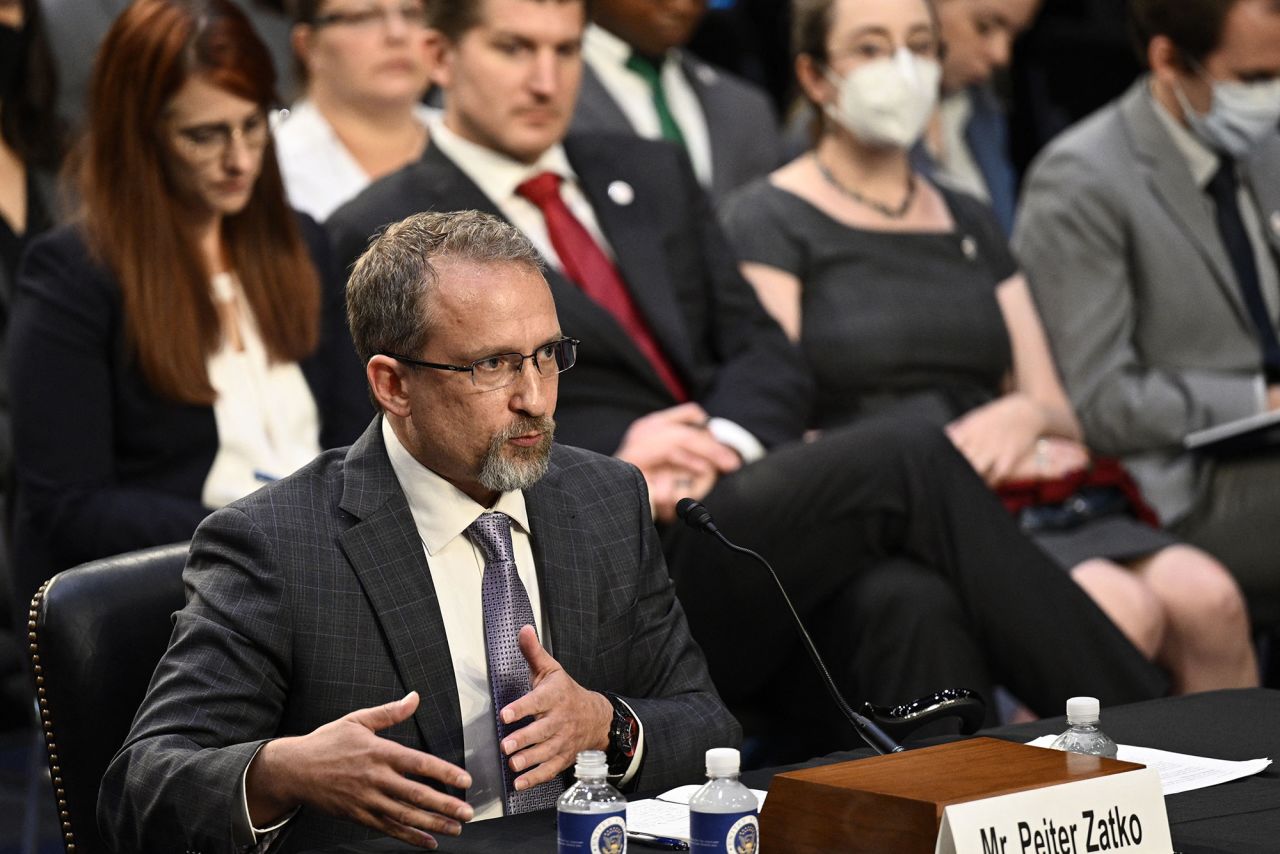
[466,512,564,813]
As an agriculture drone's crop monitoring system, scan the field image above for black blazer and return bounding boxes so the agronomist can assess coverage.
[328,133,812,456]
[8,215,370,604]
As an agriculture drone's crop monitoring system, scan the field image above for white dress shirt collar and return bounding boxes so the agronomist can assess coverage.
[580,24,714,188]
[381,416,531,554]
[582,21,633,68]
[428,114,578,208]
[424,113,616,270]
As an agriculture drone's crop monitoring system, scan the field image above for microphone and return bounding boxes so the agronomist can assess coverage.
[675,498,904,755]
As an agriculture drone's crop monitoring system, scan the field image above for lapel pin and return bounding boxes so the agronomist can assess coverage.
[1270,211,1280,238]
[608,180,635,206]
[960,235,978,261]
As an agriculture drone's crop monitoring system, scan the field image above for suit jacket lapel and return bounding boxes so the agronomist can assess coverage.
[565,136,697,382]
[414,144,506,219]
[524,453,597,680]
[576,65,634,134]
[1122,82,1251,325]
[337,419,466,772]
[680,55,731,200]
[1245,136,1280,260]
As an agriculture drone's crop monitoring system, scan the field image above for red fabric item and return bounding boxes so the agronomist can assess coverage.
[995,456,1160,527]
[516,172,689,402]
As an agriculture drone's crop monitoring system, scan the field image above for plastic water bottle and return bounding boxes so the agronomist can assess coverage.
[557,750,627,854]
[1050,696,1118,758]
[689,747,760,853]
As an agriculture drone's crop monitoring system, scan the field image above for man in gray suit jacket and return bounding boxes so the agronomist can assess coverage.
[98,211,738,853]
[571,0,781,204]
[1014,0,1280,624]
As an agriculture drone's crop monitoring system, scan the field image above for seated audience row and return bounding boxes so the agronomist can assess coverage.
[327,0,1174,754]
[721,0,1255,692]
[83,4,1180,847]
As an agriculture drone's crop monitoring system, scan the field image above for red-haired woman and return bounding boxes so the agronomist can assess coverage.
[9,0,370,605]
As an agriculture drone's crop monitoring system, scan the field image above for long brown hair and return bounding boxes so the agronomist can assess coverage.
[77,0,320,405]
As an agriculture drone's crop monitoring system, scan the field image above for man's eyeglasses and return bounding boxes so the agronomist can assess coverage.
[171,112,270,165]
[383,338,579,391]
[312,2,428,30]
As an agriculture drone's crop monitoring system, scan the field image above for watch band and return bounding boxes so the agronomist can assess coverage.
[604,692,639,773]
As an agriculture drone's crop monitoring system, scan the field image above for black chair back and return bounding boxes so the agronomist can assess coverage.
[28,543,189,854]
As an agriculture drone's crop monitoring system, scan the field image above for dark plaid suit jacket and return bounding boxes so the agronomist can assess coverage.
[98,417,738,853]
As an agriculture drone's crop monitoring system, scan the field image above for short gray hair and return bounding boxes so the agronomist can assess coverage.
[346,210,545,367]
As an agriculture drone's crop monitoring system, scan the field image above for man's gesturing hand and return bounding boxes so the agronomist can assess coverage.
[246,692,475,850]
[498,626,613,791]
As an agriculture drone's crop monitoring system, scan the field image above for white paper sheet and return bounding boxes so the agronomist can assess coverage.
[1025,735,1271,795]
[626,785,768,842]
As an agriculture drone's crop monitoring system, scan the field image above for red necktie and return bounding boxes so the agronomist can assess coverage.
[516,172,688,402]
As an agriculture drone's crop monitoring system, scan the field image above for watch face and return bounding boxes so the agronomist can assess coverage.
[611,704,638,757]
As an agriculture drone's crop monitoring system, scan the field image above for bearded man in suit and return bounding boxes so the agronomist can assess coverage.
[98,210,738,853]
[327,0,1167,763]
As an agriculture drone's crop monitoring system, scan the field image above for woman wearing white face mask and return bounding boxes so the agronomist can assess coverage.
[719,0,1259,695]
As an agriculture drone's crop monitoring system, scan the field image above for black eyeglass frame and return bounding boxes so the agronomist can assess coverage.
[381,337,580,389]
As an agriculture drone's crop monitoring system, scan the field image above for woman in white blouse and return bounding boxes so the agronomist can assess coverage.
[8,0,369,606]
[275,0,436,221]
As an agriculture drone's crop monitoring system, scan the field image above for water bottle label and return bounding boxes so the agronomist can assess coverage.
[557,809,627,854]
[690,810,760,853]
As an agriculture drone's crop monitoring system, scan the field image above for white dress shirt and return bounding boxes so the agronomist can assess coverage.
[202,272,321,509]
[581,24,714,189]
[381,418,549,820]
[273,99,437,222]
[426,115,618,273]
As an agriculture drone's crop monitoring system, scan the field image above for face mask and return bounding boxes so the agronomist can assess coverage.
[823,48,942,149]
[0,24,22,93]
[1173,68,1280,158]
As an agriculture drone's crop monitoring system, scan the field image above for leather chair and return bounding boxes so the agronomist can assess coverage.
[27,543,189,854]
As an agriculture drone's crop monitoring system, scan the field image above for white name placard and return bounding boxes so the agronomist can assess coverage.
[935,767,1172,854]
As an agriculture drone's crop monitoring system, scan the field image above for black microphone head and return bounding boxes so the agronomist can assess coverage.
[676,498,717,533]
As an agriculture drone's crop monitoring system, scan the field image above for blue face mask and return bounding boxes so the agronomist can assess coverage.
[1173,62,1280,157]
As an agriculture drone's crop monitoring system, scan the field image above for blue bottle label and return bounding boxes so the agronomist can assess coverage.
[557,809,627,853]
[690,810,760,853]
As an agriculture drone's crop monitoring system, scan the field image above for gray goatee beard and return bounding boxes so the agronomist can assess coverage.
[478,415,555,493]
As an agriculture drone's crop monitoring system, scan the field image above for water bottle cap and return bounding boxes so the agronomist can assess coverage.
[574,749,608,777]
[1065,696,1100,724]
[705,747,741,776]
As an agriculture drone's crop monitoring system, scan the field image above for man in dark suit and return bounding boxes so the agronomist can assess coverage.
[98,210,738,853]
[328,0,1167,758]
[570,0,781,204]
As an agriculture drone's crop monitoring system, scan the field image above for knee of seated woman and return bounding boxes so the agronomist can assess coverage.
[1137,545,1250,627]
[1070,558,1167,656]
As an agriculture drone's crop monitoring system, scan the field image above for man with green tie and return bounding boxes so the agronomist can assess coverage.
[571,0,782,204]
